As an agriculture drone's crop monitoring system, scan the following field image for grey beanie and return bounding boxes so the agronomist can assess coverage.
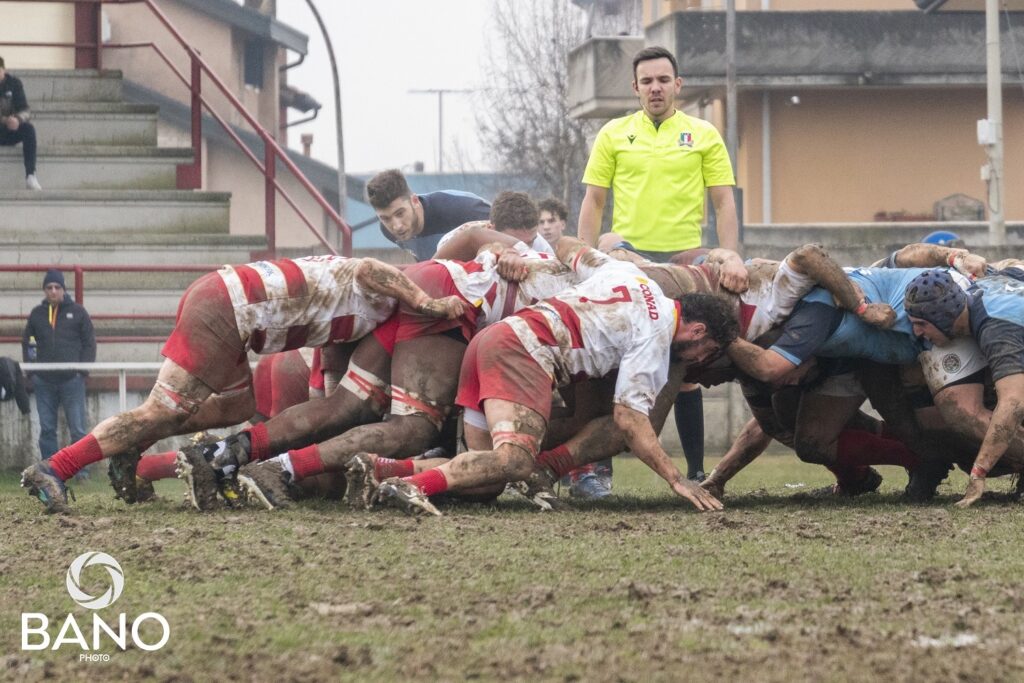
[904,269,966,337]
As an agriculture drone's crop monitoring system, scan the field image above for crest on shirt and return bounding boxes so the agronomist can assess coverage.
[627,134,636,144]
[942,353,961,374]
[678,132,693,148]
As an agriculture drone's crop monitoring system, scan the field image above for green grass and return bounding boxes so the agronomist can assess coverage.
[2,456,1024,682]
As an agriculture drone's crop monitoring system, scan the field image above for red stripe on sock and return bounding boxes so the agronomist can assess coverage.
[374,457,415,479]
[248,422,270,461]
[136,452,178,481]
[837,429,920,471]
[48,434,104,481]
[536,445,576,479]
[404,469,448,497]
[288,445,324,481]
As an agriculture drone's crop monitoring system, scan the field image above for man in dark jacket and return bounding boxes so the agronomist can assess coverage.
[23,269,95,459]
[0,56,41,190]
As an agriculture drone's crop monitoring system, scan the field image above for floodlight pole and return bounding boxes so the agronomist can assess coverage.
[985,0,1005,245]
[725,0,738,176]
[409,88,471,173]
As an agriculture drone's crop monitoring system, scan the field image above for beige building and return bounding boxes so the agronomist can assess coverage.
[0,0,344,250]
[570,0,1024,228]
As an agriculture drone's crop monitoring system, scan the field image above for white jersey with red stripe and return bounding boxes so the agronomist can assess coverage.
[436,242,576,331]
[218,256,394,354]
[501,250,680,415]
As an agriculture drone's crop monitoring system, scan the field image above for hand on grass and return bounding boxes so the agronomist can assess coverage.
[955,478,986,508]
[672,477,723,511]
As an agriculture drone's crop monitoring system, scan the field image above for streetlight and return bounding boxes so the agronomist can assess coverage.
[409,88,471,173]
[302,0,347,242]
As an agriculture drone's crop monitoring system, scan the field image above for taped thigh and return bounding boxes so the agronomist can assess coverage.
[390,384,446,429]
[339,363,391,412]
[151,379,205,416]
[490,420,540,458]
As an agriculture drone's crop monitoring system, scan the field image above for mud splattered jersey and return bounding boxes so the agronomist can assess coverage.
[218,256,395,354]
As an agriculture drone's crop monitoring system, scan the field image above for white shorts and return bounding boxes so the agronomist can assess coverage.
[462,407,488,431]
[918,337,988,395]
[741,258,817,341]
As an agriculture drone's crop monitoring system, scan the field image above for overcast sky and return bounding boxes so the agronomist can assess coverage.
[277,0,494,175]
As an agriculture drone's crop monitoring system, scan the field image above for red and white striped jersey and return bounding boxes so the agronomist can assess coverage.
[501,250,680,415]
[218,256,394,354]
[437,242,577,331]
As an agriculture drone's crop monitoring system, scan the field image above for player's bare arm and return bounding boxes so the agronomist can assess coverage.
[613,403,723,511]
[577,185,607,248]
[431,223,520,261]
[726,338,798,384]
[355,258,467,319]
[701,417,773,498]
[956,373,1024,508]
[890,243,986,278]
[789,243,896,329]
[703,247,748,293]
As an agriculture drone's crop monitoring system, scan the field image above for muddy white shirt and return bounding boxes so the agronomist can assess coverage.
[738,258,816,342]
[436,242,575,331]
[502,251,679,415]
[218,256,394,353]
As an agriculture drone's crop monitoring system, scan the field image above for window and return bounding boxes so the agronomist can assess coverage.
[244,38,264,89]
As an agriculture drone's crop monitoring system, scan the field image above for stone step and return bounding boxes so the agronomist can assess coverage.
[0,341,166,364]
[0,190,231,233]
[0,146,191,191]
[18,69,123,103]
[0,231,262,265]
[29,108,158,147]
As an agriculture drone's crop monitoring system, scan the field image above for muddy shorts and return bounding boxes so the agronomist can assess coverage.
[918,336,988,394]
[384,261,479,352]
[456,321,554,422]
[161,272,249,393]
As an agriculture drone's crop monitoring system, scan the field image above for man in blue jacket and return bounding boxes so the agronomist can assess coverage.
[23,269,96,460]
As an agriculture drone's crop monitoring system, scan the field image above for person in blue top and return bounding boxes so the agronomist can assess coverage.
[365,169,492,262]
[905,269,1024,507]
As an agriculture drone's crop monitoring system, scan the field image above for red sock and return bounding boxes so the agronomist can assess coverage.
[837,429,920,470]
[536,445,576,478]
[287,445,324,481]
[48,435,104,481]
[136,452,178,481]
[248,423,271,461]
[374,457,415,479]
[404,469,449,497]
[569,462,597,482]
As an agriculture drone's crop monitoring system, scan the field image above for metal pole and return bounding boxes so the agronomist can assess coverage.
[725,0,738,176]
[410,89,471,173]
[985,0,1005,245]
[304,0,347,243]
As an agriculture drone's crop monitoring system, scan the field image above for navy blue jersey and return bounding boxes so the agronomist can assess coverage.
[381,190,491,261]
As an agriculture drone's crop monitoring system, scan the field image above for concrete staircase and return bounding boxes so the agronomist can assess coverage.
[0,69,264,362]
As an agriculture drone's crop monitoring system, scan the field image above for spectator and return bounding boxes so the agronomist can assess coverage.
[0,56,42,190]
[23,269,95,461]
[537,197,568,244]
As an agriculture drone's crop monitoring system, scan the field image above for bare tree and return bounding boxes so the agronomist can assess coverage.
[477,0,597,218]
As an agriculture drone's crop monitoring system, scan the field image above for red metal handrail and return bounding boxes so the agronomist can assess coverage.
[0,263,218,344]
[0,0,352,257]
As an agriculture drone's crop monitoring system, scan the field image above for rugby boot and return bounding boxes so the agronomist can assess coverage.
[570,472,612,499]
[207,432,253,471]
[236,459,296,511]
[343,452,379,510]
[374,478,443,517]
[176,445,221,511]
[808,467,884,498]
[904,458,952,502]
[21,461,71,514]
[507,467,569,511]
[107,449,141,503]
[135,476,158,503]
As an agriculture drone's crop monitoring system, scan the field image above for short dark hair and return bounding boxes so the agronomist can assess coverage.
[490,191,539,233]
[365,169,412,210]
[537,197,568,222]
[632,46,678,80]
[679,293,738,347]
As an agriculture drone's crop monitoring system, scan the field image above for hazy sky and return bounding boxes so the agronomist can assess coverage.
[277,0,494,175]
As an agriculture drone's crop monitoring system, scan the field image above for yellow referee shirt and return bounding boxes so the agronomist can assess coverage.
[582,110,735,253]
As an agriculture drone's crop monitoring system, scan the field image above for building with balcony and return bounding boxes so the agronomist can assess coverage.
[569,0,1024,228]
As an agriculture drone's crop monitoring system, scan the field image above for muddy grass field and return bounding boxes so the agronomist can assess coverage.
[2,454,1024,682]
